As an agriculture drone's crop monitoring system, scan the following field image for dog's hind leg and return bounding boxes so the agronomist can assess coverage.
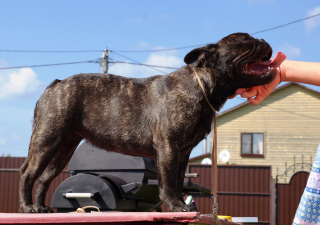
[33,132,83,213]
[19,157,34,212]
[19,128,78,213]
[19,152,54,213]
[19,149,56,213]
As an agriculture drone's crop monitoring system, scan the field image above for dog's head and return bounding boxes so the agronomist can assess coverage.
[184,32,285,89]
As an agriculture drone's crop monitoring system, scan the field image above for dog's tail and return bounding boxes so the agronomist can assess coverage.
[46,79,61,90]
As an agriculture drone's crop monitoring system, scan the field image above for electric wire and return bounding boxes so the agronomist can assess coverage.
[0,60,97,70]
[109,60,180,70]
[0,59,178,71]
[0,50,103,53]
[1,13,320,71]
[0,13,319,54]
[111,44,205,53]
[110,50,168,74]
[250,12,320,35]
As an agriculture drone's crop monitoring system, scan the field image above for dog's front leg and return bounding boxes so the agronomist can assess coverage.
[154,140,195,212]
[177,151,197,211]
[176,151,193,199]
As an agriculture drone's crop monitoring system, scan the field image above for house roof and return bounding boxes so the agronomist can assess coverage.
[217,82,320,117]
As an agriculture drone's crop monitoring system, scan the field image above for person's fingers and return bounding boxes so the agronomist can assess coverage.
[248,95,265,105]
[240,88,258,98]
[235,88,247,95]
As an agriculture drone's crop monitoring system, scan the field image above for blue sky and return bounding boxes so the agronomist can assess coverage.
[1,0,320,157]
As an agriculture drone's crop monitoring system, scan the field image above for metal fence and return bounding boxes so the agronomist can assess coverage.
[187,164,273,225]
[276,171,309,225]
[0,157,70,213]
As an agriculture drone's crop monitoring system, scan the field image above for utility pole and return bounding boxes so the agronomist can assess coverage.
[100,49,109,73]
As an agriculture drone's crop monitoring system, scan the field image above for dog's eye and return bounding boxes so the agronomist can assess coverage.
[243,36,252,42]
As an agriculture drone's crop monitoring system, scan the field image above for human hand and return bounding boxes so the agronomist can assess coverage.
[229,66,284,105]
[229,52,286,105]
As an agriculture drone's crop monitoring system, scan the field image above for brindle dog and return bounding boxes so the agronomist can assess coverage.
[19,33,282,213]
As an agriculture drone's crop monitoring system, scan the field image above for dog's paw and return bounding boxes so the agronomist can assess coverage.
[181,204,198,212]
[20,205,35,213]
[168,201,198,212]
[20,204,54,213]
[33,204,55,213]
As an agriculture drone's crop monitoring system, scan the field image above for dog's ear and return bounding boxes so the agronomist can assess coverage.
[184,47,207,67]
[184,44,217,67]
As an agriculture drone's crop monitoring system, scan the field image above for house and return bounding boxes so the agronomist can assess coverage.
[190,82,320,183]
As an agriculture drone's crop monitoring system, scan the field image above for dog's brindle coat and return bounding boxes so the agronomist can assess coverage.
[19,33,278,213]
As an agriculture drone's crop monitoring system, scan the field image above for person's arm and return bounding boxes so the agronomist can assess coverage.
[282,60,320,86]
[234,60,320,105]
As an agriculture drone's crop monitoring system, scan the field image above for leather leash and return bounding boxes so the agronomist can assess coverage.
[193,68,219,225]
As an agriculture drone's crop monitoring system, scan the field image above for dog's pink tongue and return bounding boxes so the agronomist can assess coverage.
[246,52,286,73]
[265,52,286,68]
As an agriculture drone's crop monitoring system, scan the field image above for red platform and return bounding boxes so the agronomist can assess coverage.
[0,212,236,225]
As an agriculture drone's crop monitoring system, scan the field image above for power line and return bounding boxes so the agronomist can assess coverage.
[109,60,180,70]
[0,44,206,54]
[250,12,320,35]
[1,13,319,54]
[1,13,320,71]
[0,60,97,70]
[111,44,206,53]
[0,50,102,53]
[110,50,168,74]
[0,59,178,71]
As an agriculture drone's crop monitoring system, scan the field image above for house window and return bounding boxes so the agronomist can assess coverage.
[241,133,264,157]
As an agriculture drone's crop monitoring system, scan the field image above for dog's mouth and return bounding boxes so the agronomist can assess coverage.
[242,51,286,76]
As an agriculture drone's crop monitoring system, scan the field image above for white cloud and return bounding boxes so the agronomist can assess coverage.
[0,67,44,99]
[109,49,183,78]
[146,52,182,68]
[304,6,320,32]
[278,43,301,60]
[109,62,144,78]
